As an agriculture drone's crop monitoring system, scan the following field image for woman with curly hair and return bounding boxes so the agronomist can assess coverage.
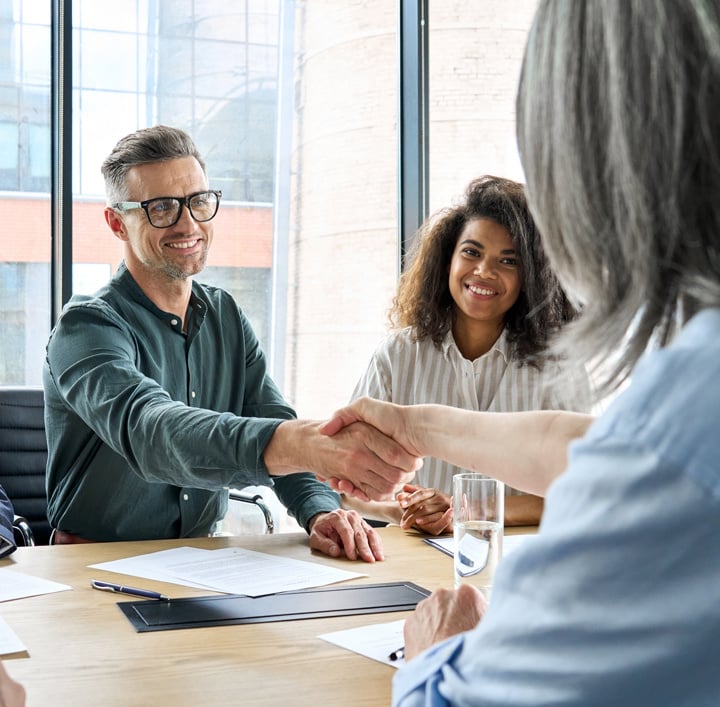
[344,175,591,530]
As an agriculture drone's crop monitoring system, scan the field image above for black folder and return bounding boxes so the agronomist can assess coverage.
[118,581,430,633]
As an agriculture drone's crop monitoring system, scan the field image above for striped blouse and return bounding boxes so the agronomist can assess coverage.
[350,327,592,495]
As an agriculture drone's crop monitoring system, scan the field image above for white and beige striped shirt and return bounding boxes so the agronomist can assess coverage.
[351,328,592,495]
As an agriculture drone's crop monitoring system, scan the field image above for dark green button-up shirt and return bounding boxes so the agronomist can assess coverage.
[43,263,340,541]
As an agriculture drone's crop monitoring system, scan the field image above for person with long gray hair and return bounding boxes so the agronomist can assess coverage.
[322,1,720,703]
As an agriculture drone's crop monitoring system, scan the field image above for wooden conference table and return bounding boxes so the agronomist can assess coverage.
[1,526,531,707]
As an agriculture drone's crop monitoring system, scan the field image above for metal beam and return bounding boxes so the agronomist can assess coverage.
[397,0,429,268]
[50,0,73,324]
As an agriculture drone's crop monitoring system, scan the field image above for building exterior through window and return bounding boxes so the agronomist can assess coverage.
[0,0,537,422]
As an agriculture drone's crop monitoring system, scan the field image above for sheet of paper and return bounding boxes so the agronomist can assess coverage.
[424,532,531,558]
[319,619,406,668]
[90,546,366,597]
[0,617,26,657]
[161,547,366,596]
[90,547,218,590]
[0,568,72,603]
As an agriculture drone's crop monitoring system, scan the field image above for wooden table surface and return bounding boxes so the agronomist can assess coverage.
[1,525,482,707]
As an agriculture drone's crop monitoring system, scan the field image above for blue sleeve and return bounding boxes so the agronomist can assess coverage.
[392,317,720,707]
[392,635,467,707]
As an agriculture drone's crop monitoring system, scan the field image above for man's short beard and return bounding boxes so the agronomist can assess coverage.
[160,251,208,280]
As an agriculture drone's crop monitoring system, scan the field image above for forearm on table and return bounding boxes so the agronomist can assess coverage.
[504,494,544,526]
[408,407,594,496]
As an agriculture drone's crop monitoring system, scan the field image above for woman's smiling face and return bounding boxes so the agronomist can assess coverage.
[447,217,523,332]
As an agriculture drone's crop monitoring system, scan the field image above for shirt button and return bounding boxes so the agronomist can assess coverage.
[170,318,178,326]
[191,391,196,398]
[183,494,189,501]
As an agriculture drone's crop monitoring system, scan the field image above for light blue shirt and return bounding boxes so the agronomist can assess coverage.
[393,308,720,706]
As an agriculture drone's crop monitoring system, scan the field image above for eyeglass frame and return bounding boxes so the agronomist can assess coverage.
[111,189,223,228]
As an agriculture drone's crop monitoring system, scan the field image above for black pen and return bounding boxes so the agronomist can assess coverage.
[388,646,405,661]
[91,579,170,601]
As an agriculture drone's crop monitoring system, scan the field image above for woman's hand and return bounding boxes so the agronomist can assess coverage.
[404,584,487,660]
[397,484,453,535]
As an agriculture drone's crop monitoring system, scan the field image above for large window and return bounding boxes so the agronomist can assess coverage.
[71,1,280,346]
[280,1,399,417]
[0,0,539,423]
[0,1,51,385]
[427,0,538,211]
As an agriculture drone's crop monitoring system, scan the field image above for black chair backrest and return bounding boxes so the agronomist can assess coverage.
[0,387,51,545]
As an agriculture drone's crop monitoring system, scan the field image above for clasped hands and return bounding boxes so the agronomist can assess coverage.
[316,398,452,535]
[316,396,423,501]
[317,398,483,659]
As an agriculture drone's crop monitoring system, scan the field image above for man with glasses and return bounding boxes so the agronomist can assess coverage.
[43,125,419,560]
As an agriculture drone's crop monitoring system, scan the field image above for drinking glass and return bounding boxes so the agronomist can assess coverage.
[453,473,504,598]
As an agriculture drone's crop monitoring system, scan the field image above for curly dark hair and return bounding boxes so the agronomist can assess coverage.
[391,175,577,364]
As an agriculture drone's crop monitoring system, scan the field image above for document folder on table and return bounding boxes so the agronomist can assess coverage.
[118,581,431,633]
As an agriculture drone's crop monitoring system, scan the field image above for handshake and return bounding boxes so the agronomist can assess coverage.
[315,397,426,502]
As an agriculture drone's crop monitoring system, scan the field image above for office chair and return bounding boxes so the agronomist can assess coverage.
[12,515,35,547]
[0,387,276,542]
[0,387,51,545]
[227,490,275,534]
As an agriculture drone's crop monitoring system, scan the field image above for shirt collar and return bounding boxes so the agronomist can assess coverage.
[441,327,510,363]
[113,261,208,331]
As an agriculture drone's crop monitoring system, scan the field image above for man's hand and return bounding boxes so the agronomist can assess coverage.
[397,484,453,535]
[320,398,423,456]
[404,584,487,660]
[265,416,422,502]
[312,420,421,500]
[319,398,424,501]
[308,509,384,562]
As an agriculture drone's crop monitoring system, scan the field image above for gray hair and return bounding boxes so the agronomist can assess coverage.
[101,125,206,205]
[517,0,720,399]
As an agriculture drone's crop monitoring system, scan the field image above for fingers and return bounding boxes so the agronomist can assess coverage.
[326,477,372,502]
[320,422,421,501]
[398,488,453,535]
[398,486,438,509]
[318,406,361,436]
[401,483,422,495]
[0,661,25,707]
[348,514,384,562]
[350,522,384,562]
[329,429,420,502]
[402,507,453,535]
[309,529,343,558]
[403,585,487,659]
[309,510,384,562]
[361,426,422,475]
[327,470,396,503]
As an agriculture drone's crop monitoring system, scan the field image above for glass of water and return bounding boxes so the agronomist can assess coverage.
[453,473,504,599]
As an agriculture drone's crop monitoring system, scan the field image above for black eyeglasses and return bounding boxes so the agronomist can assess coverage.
[112,190,222,228]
